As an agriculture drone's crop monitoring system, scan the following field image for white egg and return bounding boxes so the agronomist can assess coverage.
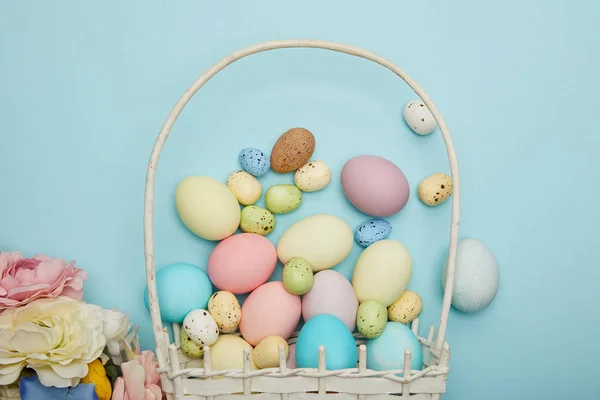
[442,238,499,313]
[403,100,437,135]
[294,161,331,192]
[183,309,220,346]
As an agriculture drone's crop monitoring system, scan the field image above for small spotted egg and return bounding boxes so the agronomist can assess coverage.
[403,100,437,135]
[356,299,388,339]
[240,205,276,236]
[354,219,392,247]
[227,170,262,205]
[294,161,331,192]
[182,309,219,347]
[239,148,270,177]
[282,257,314,295]
[418,173,453,206]
[388,290,422,323]
[208,291,242,333]
[179,326,204,358]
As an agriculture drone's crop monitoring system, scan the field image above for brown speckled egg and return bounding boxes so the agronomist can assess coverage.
[208,291,242,333]
[418,173,453,206]
[270,128,315,173]
[387,290,422,324]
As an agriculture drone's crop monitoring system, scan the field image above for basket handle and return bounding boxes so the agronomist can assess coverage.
[143,40,460,368]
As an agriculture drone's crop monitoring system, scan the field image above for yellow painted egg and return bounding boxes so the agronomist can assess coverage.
[418,173,453,206]
[352,240,413,306]
[227,170,262,205]
[210,334,257,371]
[252,335,289,369]
[388,290,422,323]
[208,291,242,333]
[294,161,331,192]
[277,214,353,272]
[175,176,241,241]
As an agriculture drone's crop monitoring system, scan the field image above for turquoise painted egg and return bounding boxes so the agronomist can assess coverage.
[239,148,270,177]
[144,263,213,323]
[354,219,392,247]
[296,314,357,370]
[366,322,422,372]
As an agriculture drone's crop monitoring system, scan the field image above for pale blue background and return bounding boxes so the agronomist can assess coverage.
[1,1,599,399]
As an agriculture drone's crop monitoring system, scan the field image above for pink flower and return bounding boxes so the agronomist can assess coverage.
[111,350,163,400]
[0,251,87,310]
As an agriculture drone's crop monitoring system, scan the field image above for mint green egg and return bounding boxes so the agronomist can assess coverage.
[180,327,204,358]
[265,184,302,214]
[240,205,275,235]
[357,299,388,339]
[282,257,314,295]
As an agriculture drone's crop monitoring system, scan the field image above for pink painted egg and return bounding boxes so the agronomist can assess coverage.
[240,281,301,346]
[341,155,410,217]
[208,233,277,294]
[302,270,358,332]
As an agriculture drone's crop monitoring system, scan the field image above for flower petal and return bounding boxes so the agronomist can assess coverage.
[0,360,25,385]
[34,259,66,284]
[33,365,80,388]
[9,323,56,354]
[111,377,126,400]
[121,360,146,400]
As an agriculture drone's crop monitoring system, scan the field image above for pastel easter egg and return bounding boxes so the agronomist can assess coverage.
[294,161,331,192]
[208,291,242,333]
[252,336,289,369]
[239,148,270,177]
[179,327,203,358]
[352,240,413,306]
[183,309,219,347]
[282,257,314,295]
[366,322,422,371]
[442,238,499,313]
[208,233,277,294]
[144,263,213,323]
[175,176,240,241]
[240,205,275,236]
[388,290,423,324]
[355,219,392,247]
[341,155,409,217]
[277,214,353,272]
[296,314,357,370]
[265,184,302,214]
[302,270,358,332]
[227,170,262,205]
[403,100,437,135]
[210,334,257,371]
[239,281,301,346]
[287,343,297,369]
[270,128,316,173]
[418,173,453,206]
[356,299,388,339]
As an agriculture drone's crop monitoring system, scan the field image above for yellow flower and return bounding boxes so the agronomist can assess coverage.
[81,359,112,400]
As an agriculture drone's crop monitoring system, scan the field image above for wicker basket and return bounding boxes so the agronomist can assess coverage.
[143,39,460,400]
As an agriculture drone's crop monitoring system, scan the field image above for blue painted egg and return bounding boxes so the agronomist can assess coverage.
[239,148,270,177]
[296,314,357,370]
[366,322,422,372]
[144,263,213,323]
[355,219,392,247]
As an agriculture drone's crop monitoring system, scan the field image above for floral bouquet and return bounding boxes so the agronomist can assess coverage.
[0,251,164,400]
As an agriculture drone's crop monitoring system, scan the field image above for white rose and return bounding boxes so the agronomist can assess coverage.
[0,297,106,388]
[103,309,130,341]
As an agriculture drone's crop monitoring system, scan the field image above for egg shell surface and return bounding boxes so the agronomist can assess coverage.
[175,176,240,241]
[179,327,203,358]
[239,281,302,346]
[302,270,359,332]
[356,300,388,339]
[240,205,275,236]
[265,184,302,214]
[270,128,316,173]
[403,100,437,135]
[442,238,499,313]
[388,290,422,324]
[239,148,270,177]
[352,240,413,306]
[183,309,219,347]
[294,161,331,192]
[277,214,353,272]
[210,334,257,371]
[341,155,410,217]
[355,219,392,247]
[296,314,358,370]
[418,173,453,206]
[208,291,242,333]
[252,336,289,369]
[143,263,213,323]
[282,257,314,295]
[366,322,422,371]
[208,233,277,294]
[227,170,262,205]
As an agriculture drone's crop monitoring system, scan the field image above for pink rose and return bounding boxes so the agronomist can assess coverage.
[0,251,87,310]
[112,350,163,400]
